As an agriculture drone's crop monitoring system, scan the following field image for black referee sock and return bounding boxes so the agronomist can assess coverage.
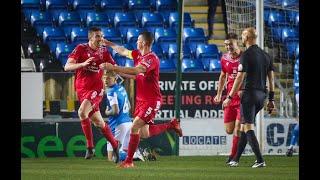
[233,131,247,162]
[246,130,264,163]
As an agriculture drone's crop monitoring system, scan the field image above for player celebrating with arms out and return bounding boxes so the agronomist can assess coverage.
[64,26,120,162]
[214,33,242,164]
[100,31,183,168]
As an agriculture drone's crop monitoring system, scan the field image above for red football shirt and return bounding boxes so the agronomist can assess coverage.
[131,50,162,102]
[221,52,242,106]
[68,43,116,91]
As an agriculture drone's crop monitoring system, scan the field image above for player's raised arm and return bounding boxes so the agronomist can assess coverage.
[64,57,94,71]
[103,39,133,59]
[100,63,146,75]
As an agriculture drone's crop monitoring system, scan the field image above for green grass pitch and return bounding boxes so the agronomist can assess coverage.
[21,156,298,180]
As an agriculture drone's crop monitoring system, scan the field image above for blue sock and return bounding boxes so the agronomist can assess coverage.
[290,124,299,147]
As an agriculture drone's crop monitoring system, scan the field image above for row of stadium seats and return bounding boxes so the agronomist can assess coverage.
[25,10,194,32]
[264,9,299,27]
[22,0,177,13]
[264,0,299,9]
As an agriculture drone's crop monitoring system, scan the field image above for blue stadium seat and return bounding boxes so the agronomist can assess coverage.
[156,0,177,12]
[126,28,144,43]
[22,0,41,9]
[30,11,53,26]
[73,0,95,10]
[43,26,65,43]
[276,0,298,8]
[22,0,41,16]
[295,44,299,57]
[70,27,88,44]
[268,10,287,26]
[114,12,137,28]
[288,11,299,25]
[55,42,76,66]
[86,12,109,27]
[169,12,193,28]
[58,11,81,38]
[270,27,283,42]
[209,59,221,72]
[264,8,270,23]
[128,0,150,11]
[46,0,68,10]
[183,27,206,43]
[196,44,220,59]
[282,27,298,42]
[285,42,298,59]
[181,58,204,72]
[154,28,176,43]
[101,0,126,11]
[168,43,191,59]
[160,59,176,72]
[141,12,164,29]
[151,43,164,59]
[101,27,122,44]
[187,42,205,57]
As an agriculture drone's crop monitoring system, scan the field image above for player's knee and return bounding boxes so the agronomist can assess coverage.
[225,128,233,134]
[92,121,103,128]
[131,126,140,134]
[78,108,87,119]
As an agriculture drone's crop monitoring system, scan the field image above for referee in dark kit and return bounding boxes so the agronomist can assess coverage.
[222,27,275,168]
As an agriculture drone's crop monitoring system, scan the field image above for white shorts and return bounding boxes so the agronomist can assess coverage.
[107,122,132,152]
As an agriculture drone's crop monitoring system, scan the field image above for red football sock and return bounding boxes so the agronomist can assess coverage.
[101,122,118,149]
[125,134,140,163]
[80,118,94,148]
[149,122,171,137]
[230,135,240,158]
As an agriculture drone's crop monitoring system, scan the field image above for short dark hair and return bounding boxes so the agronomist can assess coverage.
[88,27,101,38]
[140,31,154,46]
[89,26,101,33]
[226,33,238,40]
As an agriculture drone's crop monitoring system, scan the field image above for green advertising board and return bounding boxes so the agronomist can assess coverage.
[21,121,177,158]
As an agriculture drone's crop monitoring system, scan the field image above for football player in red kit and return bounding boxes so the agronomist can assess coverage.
[100,31,183,168]
[64,26,120,162]
[214,33,242,164]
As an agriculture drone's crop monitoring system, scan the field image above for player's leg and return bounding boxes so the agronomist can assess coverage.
[106,142,113,161]
[224,106,237,163]
[78,99,95,159]
[146,119,183,137]
[91,111,120,163]
[244,91,265,168]
[286,123,299,157]
[118,117,145,168]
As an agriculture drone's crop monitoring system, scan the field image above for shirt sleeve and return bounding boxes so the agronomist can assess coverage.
[104,49,116,65]
[238,53,248,72]
[139,56,156,74]
[68,44,83,60]
[107,92,118,106]
[131,50,140,65]
[221,58,226,73]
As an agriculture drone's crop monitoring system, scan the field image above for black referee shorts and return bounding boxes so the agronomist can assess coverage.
[240,90,266,124]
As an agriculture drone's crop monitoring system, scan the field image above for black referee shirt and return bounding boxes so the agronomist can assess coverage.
[238,44,274,91]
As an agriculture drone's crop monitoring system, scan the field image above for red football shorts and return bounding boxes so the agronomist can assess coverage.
[77,89,104,117]
[134,100,161,124]
[224,105,241,123]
